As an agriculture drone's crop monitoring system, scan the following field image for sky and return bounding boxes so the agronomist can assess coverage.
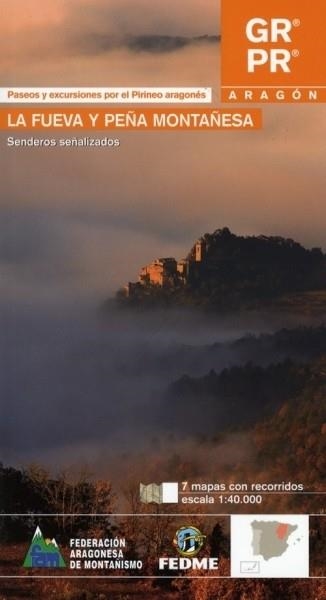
[1,0,326,304]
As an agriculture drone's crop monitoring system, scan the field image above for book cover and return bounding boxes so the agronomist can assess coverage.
[0,1,325,598]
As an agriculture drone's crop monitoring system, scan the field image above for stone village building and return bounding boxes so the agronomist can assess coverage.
[124,238,207,297]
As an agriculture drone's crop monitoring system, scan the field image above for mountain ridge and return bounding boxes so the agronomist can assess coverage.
[114,227,326,311]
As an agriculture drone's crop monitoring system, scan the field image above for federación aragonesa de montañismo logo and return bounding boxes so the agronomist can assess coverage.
[23,526,66,568]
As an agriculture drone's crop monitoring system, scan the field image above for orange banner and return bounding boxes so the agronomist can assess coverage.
[0,108,262,131]
[221,0,326,103]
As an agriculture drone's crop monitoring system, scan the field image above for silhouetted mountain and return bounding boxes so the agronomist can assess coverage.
[115,228,326,310]
[165,360,309,433]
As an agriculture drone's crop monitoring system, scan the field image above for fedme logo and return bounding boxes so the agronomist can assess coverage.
[246,18,298,72]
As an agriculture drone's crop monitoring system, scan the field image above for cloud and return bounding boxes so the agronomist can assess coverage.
[0,0,220,68]
[80,33,220,55]
[0,204,198,306]
[72,0,219,38]
[0,300,257,468]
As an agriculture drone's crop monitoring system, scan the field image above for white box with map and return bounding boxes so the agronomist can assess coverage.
[231,514,309,578]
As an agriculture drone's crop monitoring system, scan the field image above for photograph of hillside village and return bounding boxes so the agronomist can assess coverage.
[119,227,326,312]
[125,236,207,293]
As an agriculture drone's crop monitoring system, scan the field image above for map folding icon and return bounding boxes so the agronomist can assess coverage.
[140,482,178,504]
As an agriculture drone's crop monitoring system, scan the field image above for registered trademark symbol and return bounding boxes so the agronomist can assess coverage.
[292,49,300,58]
[292,18,301,27]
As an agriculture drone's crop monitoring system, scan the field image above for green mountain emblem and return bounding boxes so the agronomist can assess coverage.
[23,526,66,568]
